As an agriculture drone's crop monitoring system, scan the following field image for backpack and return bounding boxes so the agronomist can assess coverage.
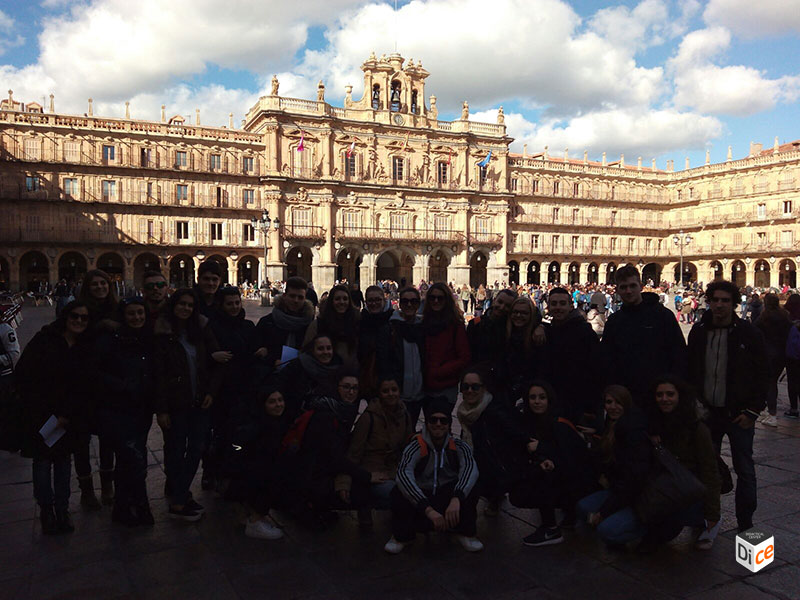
[415,432,457,457]
[786,323,800,361]
[280,410,334,456]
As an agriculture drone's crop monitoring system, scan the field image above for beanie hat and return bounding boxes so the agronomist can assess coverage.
[424,396,452,421]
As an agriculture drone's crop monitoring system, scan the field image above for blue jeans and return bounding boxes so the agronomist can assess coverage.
[163,408,211,506]
[369,481,395,510]
[33,455,71,510]
[577,490,646,545]
[707,408,756,529]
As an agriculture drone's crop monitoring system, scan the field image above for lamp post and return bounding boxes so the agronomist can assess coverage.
[251,209,280,306]
[673,230,692,287]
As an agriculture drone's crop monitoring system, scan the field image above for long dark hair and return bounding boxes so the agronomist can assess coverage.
[165,287,203,344]
[422,281,462,325]
[51,300,89,335]
[648,375,699,433]
[78,269,118,318]
[317,284,358,351]
[784,293,800,320]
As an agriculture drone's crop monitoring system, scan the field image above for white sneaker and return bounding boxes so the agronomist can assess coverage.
[245,519,284,540]
[384,536,407,554]
[763,415,778,427]
[456,535,484,552]
[695,520,721,551]
[757,411,768,423]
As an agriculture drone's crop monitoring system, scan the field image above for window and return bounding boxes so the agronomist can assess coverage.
[552,207,560,222]
[176,184,189,202]
[25,176,40,191]
[343,211,360,233]
[531,234,539,250]
[610,210,617,226]
[175,150,187,167]
[757,232,767,247]
[102,180,116,201]
[392,156,404,181]
[102,145,115,161]
[784,200,793,215]
[645,239,653,253]
[733,232,742,246]
[64,178,78,198]
[216,187,225,208]
[782,230,793,247]
[437,162,448,185]
[146,182,154,198]
[146,220,154,240]
[475,217,490,236]
[64,142,79,162]
[140,148,151,167]
[677,189,682,202]
[689,187,694,199]
[610,237,617,252]
[510,178,518,191]
[390,213,406,233]
[573,183,580,196]
[243,156,254,172]
[553,181,560,195]
[572,208,580,223]
[243,189,254,205]
[627,238,635,253]
[571,236,579,252]
[434,215,450,234]
[551,235,560,252]
[243,223,255,242]
[345,154,356,177]
[210,154,221,170]
[23,139,40,160]
[293,208,311,228]
[591,236,599,252]
[210,222,223,241]
[176,221,189,240]
[479,165,488,186]
[757,203,766,218]
[610,186,615,200]
[532,179,539,194]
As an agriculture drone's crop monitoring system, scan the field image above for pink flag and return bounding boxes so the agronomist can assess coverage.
[297,131,305,152]
[346,140,355,158]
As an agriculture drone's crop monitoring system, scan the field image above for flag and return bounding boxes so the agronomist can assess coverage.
[346,139,355,158]
[477,151,491,168]
[401,132,409,152]
[297,131,305,152]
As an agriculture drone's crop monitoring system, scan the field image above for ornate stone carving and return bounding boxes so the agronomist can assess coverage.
[270,75,279,96]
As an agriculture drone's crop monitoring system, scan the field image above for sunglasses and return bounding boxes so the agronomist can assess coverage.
[511,310,531,317]
[400,298,420,306]
[460,383,484,392]
[68,313,89,322]
[428,295,446,303]
[427,416,450,425]
[338,384,359,392]
[144,281,167,290]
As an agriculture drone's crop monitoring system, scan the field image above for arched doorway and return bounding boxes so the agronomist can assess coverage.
[286,246,313,283]
[0,255,9,290]
[568,262,580,285]
[754,260,770,288]
[642,263,662,286]
[548,261,560,284]
[376,251,399,283]
[731,260,746,288]
[606,262,616,284]
[508,261,520,286]
[709,261,724,281]
[19,250,49,292]
[336,248,362,286]
[780,259,796,288]
[237,255,259,286]
[470,251,488,288]
[58,252,87,285]
[527,261,540,285]
[133,252,161,289]
[169,254,194,288]
[587,262,599,285]
[429,251,450,283]
[398,253,414,287]
[205,255,229,285]
[674,262,697,285]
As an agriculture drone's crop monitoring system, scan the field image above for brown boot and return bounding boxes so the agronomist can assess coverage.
[100,470,114,506]
[79,476,101,510]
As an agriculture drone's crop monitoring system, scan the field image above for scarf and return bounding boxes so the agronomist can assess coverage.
[456,391,493,447]
[308,394,359,430]
[298,352,341,385]
[422,313,452,337]
[391,311,423,343]
[271,304,313,333]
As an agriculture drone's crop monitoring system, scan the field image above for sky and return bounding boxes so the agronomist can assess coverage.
[0,0,798,169]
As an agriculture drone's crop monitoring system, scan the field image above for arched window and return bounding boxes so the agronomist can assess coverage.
[390,80,401,112]
[372,84,381,110]
[411,90,418,114]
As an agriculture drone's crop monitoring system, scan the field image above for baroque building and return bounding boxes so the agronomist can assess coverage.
[0,53,798,292]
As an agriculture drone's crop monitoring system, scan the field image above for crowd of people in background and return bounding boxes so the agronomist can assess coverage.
[4,260,797,558]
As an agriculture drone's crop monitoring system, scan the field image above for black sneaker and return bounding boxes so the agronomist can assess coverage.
[40,506,57,535]
[55,508,75,533]
[185,498,205,513]
[523,526,563,547]
[784,410,799,419]
[168,505,202,522]
[137,505,155,526]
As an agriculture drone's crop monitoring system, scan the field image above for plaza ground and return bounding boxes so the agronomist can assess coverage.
[1,300,799,599]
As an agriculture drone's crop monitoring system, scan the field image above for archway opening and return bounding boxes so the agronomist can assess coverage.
[97,252,124,278]
[731,260,746,288]
[548,261,561,284]
[780,259,796,288]
[709,261,724,282]
[376,251,399,283]
[508,261,520,286]
[642,263,662,286]
[674,262,697,285]
[754,260,770,289]
[398,253,414,288]
[568,262,580,285]
[429,251,450,283]
[336,248,362,287]
[587,262,599,285]
[606,262,616,285]
[0,255,9,290]
[470,251,488,288]
[237,255,259,287]
[169,254,194,288]
[205,255,229,285]
[20,251,49,292]
[527,261,540,285]
[58,252,87,286]
[287,246,313,284]
[133,252,161,290]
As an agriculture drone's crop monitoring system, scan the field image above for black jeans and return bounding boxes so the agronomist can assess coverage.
[73,432,115,479]
[163,407,211,506]
[97,410,151,509]
[33,455,71,510]
[765,359,784,415]
[390,483,478,542]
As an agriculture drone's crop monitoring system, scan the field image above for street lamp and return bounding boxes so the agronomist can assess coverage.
[673,230,692,286]
[251,209,280,305]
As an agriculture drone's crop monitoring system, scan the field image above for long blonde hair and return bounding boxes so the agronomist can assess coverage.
[505,296,536,350]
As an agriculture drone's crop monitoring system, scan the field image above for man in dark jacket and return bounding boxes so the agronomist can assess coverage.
[193,260,223,320]
[688,279,768,532]
[467,289,522,370]
[602,265,687,405]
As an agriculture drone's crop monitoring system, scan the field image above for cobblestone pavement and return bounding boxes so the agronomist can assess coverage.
[1,302,799,599]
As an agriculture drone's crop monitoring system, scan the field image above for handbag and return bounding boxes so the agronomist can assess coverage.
[634,442,706,524]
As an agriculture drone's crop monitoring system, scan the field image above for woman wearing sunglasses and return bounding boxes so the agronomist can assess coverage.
[16,300,91,534]
[421,282,470,406]
[388,287,426,425]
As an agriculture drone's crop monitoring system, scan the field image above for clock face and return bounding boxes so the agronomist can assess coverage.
[393,114,404,126]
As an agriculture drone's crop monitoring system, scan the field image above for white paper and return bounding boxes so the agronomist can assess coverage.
[279,345,299,370]
[38,415,66,448]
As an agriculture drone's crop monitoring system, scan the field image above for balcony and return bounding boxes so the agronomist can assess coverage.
[335,226,465,245]
[282,224,327,243]
[468,232,503,246]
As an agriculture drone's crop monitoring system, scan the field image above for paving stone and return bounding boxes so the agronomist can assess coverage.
[28,559,132,600]
[746,565,800,600]
[686,581,780,599]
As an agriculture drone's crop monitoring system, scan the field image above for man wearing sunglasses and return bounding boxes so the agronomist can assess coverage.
[142,271,168,330]
[386,397,482,554]
[388,287,426,425]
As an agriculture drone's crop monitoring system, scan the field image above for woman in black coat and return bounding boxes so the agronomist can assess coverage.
[509,381,596,546]
[16,300,91,534]
[93,297,155,526]
[357,285,392,398]
[276,335,343,414]
[456,367,529,516]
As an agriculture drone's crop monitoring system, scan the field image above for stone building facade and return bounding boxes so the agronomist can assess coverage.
[1,53,798,292]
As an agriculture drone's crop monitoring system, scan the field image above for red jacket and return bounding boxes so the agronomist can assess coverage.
[424,322,471,391]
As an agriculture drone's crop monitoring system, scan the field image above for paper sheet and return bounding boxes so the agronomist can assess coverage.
[279,345,299,369]
[38,415,66,448]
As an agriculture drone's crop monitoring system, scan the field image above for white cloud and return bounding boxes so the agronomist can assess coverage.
[0,9,24,56]
[588,0,669,52]
[704,0,800,38]
[669,27,800,115]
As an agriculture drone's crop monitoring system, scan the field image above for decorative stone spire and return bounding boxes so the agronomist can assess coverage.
[161,105,166,123]
[619,154,625,168]
[637,156,642,170]
[125,101,130,119]
[601,151,606,166]
[583,150,588,165]
[564,148,569,161]
[522,143,528,157]
[543,145,549,161]
[497,106,504,125]
[49,94,54,113]
[88,98,93,116]
[345,85,353,104]
[705,149,710,165]
[270,75,279,96]
[774,136,780,154]
[229,112,234,128]
[652,158,656,170]
[727,146,732,161]
[7,89,12,104]
[685,156,690,170]
[195,108,200,125]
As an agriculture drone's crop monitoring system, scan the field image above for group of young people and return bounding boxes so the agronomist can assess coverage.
[6,261,772,556]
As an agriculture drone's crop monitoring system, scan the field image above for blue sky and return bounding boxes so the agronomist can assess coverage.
[0,0,798,169]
